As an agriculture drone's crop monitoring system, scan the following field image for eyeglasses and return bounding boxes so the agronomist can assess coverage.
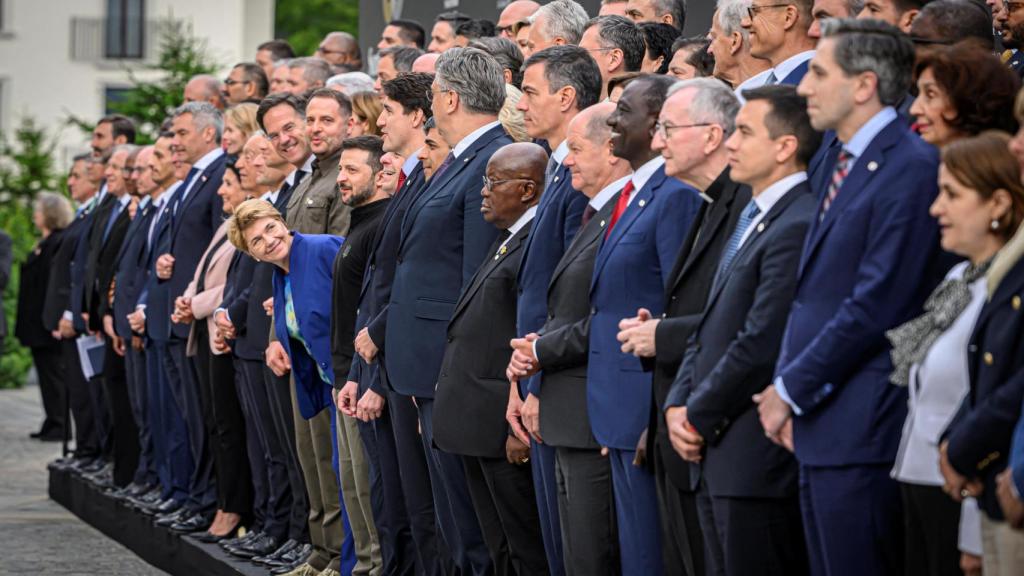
[426,88,452,100]
[655,121,712,138]
[223,78,251,87]
[482,176,531,190]
[746,3,792,19]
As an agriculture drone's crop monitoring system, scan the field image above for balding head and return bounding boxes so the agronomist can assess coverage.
[412,52,440,73]
[318,31,362,67]
[499,1,542,38]
[565,102,629,197]
[482,142,546,228]
[184,74,226,109]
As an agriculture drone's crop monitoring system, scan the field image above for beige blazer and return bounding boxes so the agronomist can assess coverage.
[184,221,236,356]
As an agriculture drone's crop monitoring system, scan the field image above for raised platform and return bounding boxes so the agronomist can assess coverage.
[49,466,269,576]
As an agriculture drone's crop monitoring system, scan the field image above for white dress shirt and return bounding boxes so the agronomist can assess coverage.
[626,156,666,206]
[179,147,224,204]
[590,175,633,211]
[737,172,807,249]
[453,121,502,159]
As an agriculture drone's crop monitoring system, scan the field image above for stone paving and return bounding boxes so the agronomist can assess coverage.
[0,383,167,575]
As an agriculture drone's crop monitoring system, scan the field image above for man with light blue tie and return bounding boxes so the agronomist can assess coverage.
[754,19,943,576]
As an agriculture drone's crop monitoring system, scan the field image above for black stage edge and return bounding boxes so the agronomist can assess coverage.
[49,467,269,576]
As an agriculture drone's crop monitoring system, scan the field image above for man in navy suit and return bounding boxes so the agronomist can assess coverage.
[667,85,819,575]
[385,47,511,576]
[512,73,702,575]
[741,0,816,86]
[511,45,601,576]
[755,19,941,576]
[153,101,227,532]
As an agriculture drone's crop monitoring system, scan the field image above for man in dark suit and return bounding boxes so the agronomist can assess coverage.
[756,19,941,576]
[617,77,746,576]
[350,72,442,576]
[386,47,512,576]
[153,101,227,532]
[512,45,601,576]
[741,0,815,86]
[666,85,819,576]
[433,143,548,575]
[515,101,630,575]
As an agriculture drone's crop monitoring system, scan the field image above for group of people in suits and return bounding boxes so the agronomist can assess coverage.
[12,1,1024,576]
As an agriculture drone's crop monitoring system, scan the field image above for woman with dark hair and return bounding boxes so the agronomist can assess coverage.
[910,43,1020,149]
[889,132,1024,576]
[638,22,680,74]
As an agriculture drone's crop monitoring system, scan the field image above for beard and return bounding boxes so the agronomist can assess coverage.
[341,183,374,207]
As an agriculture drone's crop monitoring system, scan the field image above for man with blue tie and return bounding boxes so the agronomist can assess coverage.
[666,85,819,576]
[755,19,942,576]
[153,102,227,533]
[511,45,601,576]
[385,47,512,576]
[741,0,816,86]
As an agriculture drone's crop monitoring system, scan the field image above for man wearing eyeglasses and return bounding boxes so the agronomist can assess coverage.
[741,0,817,86]
[222,63,269,106]
[316,31,362,70]
[578,15,646,101]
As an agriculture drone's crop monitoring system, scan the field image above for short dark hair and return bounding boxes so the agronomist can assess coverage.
[893,0,932,9]
[456,19,496,40]
[639,23,680,75]
[306,87,353,117]
[436,10,472,26]
[72,152,93,164]
[608,71,644,97]
[822,18,915,106]
[469,37,524,89]
[586,16,646,73]
[340,135,384,174]
[380,46,423,73]
[224,157,241,181]
[523,45,603,111]
[741,85,823,168]
[382,72,435,118]
[234,62,270,98]
[389,19,426,49]
[657,0,688,30]
[257,39,295,61]
[631,73,678,117]
[256,92,306,131]
[909,0,994,50]
[423,116,437,133]
[671,36,715,78]
[98,114,137,143]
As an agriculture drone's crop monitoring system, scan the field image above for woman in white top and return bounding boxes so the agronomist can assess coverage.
[888,132,1024,576]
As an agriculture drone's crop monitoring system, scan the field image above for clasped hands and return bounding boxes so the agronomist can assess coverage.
[171,296,193,324]
[336,380,386,422]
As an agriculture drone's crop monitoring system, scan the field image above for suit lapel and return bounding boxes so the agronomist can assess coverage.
[549,195,617,291]
[590,170,663,291]
[173,156,223,237]
[451,224,530,324]
[671,180,741,295]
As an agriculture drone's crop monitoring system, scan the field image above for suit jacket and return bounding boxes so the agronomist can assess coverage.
[220,251,259,360]
[779,59,810,86]
[15,230,63,348]
[112,198,157,339]
[285,149,351,236]
[946,257,1024,519]
[517,160,589,397]
[42,205,95,332]
[778,117,942,466]
[535,196,619,449]
[588,163,701,449]
[434,221,532,457]
[670,182,815,498]
[71,193,113,333]
[0,229,14,342]
[385,124,512,399]
[648,169,749,488]
[143,193,178,343]
[1011,396,1024,501]
[183,221,235,357]
[349,161,427,394]
[85,195,131,332]
[273,233,344,419]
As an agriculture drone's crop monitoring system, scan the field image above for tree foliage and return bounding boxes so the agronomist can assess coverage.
[275,0,359,57]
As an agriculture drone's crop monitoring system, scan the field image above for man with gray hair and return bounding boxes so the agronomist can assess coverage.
[708,0,773,98]
[809,0,865,38]
[579,15,646,100]
[327,71,376,95]
[286,57,332,96]
[386,47,513,576]
[625,0,688,30]
[184,74,226,110]
[526,0,590,56]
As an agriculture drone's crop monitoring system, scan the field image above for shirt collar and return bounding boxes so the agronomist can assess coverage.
[735,69,774,103]
[301,154,315,174]
[284,168,298,186]
[402,153,421,176]
[551,140,569,165]
[506,204,538,238]
[591,175,632,210]
[263,189,279,203]
[453,121,502,158]
[754,171,807,214]
[843,107,898,158]
[772,50,814,82]
[192,147,224,171]
[138,196,151,210]
[113,192,132,208]
[630,156,664,193]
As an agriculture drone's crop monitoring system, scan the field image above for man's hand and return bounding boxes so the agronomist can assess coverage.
[773,418,794,452]
[997,468,1024,528]
[506,435,531,466]
[111,335,126,357]
[265,341,291,377]
[633,428,648,467]
[156,254,175,279]
[127,310,145,334]
[507,333,540,381]
[263,297,274,316]
[356,389,385,422]
[131,335,144,351]
[753,384,792,438]
[505,383,531,446]
[337,380,359,417]
[665,406,704,462]
[960,552,982,576]
[103,314,117,340]
[354,327,379,364]
[212,330,232,354]
[57,318,76,339]
[939,441,982,502]
[617,308,659,357]
[214,310,235,340]
[173,296,194,324]
[521,393,542,444]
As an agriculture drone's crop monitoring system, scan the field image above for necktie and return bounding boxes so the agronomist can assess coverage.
[765,70,778,86]
[396,169,407,193]
[581,204,598,227]
[147,199,164,248]
[434,152,456,180]
[605,180,635,239]
[294,169,308,189]
[545,156,559,187]
[715,200,761,282]
[173,167,200,215]
[494,229,513,259]
[820,150,853,221]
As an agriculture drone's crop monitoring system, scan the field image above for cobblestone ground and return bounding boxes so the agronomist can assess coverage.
[0,383,167,575]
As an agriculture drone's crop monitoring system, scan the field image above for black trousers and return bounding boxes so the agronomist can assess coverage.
[654,447,705,576]
[166,338,216,514]
[554,446,619,576]
[193,324,251,515]
[263,364,310,541]
[63,339,99,458]
[900,482,962,576]
[463,454,550,576]
[32,345,66,435]
[124,343,157,486]
[102,336,140,487]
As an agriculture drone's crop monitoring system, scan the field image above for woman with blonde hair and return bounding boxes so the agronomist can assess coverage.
[348,91,383,137]
[222,103,260,156]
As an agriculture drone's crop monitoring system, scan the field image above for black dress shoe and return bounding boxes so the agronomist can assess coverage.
[220,529,258,550]
[254,539,298,566]
[275,543,310,568]
[129,487,163,509]
[155,507,189,527]
[38,429,65,442]
[80,459,106,475]
[229,533,281,559]
[170,512,212,533]
[154,498,182,515]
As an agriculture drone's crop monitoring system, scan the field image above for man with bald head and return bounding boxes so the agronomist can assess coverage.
[498,0,541,38]
[411,52,439,73]
[433,142,548,576]
[184,74,226,110]
[317,31,362,69]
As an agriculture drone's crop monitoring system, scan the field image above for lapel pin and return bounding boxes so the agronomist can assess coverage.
[554,176,560,182]
[600,220,606,227]
[463,158,469,163]
[757,222,765,232]
[638,199,646,208]
[201,175,208,182]
[867,161,879,172]
[307,198,313,205]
